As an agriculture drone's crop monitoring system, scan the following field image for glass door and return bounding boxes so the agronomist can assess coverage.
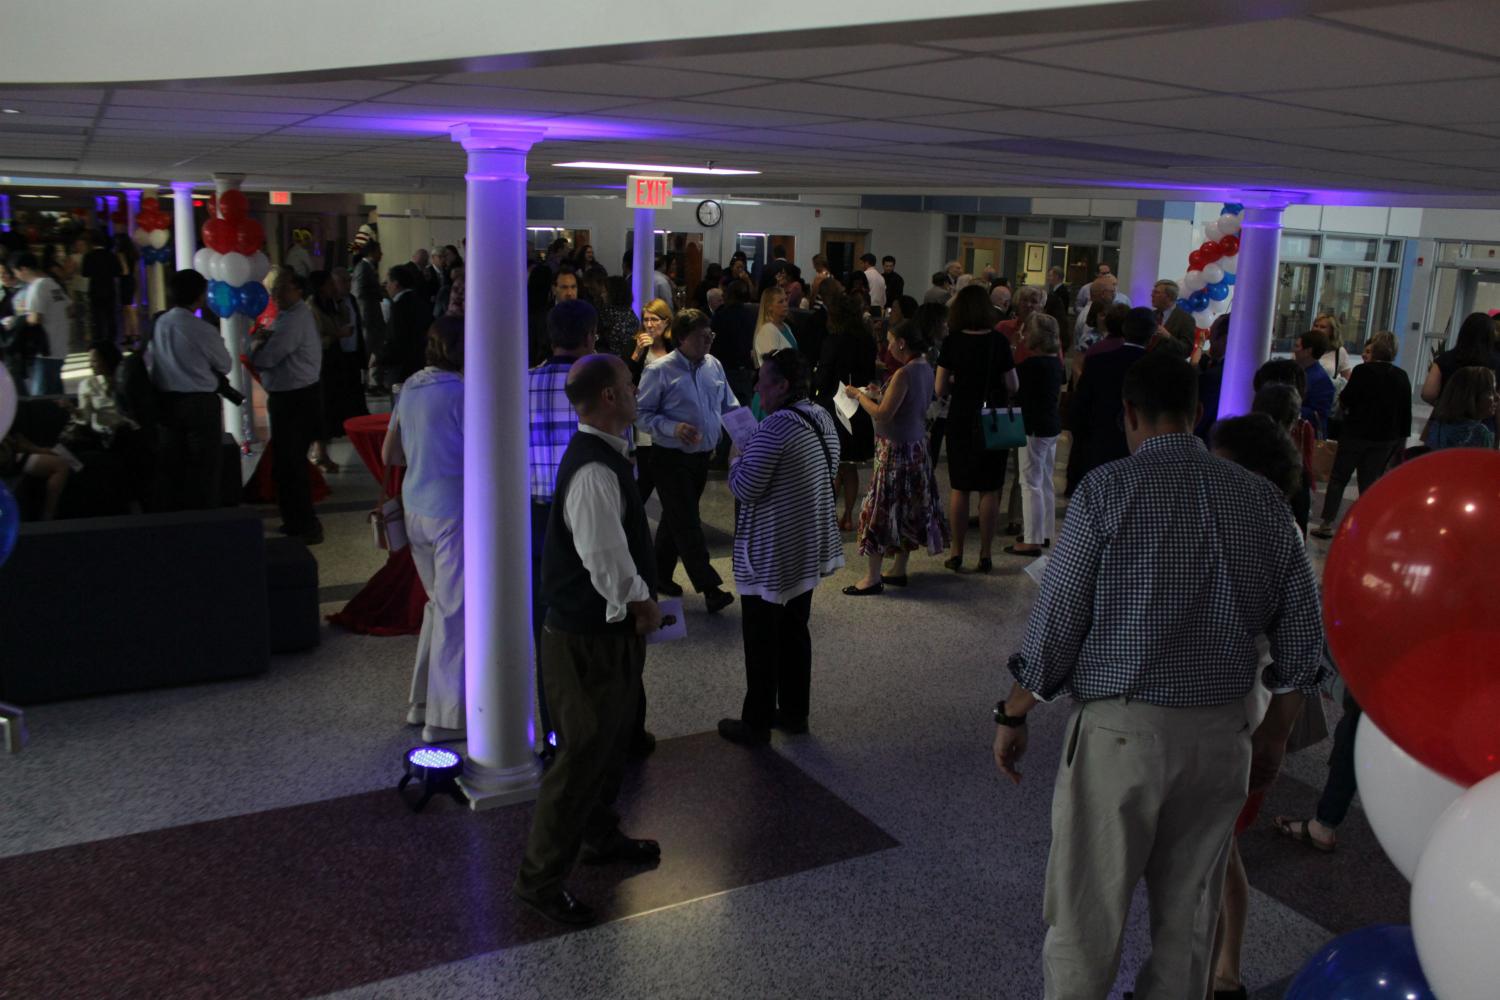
[1274,262,1316,354]
[1316,264,1376,351]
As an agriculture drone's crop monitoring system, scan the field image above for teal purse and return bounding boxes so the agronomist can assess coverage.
[975,330,1024,451]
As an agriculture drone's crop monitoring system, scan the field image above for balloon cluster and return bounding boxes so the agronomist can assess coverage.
[1174,202,1243,341]
[1296,448,1500,999]
[131,196,174,264]
[195,190,270,319]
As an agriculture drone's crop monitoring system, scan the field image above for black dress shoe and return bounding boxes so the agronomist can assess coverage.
[974,556,993,573]
[841,581,884,596]
[705,589,734,614]
[515,887,596,926]
[773,710,808,734]
[1003,545,1042,557]
[657,580,683,597]
[717,718,770,745]
[627,730,657,759]
[579,830,661,865]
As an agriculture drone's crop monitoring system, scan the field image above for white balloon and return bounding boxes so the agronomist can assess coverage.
[204,252,224,282]
[248,251,270,281]
[1193,310,1213,328]
[1219,213,1242,237]
[147,229,169,250]
[1356,715,1464,880]
[0,358,16,439]
[1202,263,1225,285]
[1412,771,1500,1000]
[193,247,214,276]
[218,251,251,287]
[1183,269,1207,292]
[1219,254,1239,276]
[1204,221,1221,242]
[131,227,149,247]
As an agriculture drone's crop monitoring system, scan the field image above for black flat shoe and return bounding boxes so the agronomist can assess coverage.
[881,574,908,587]
[1003,522,1022,535]
[841,581,884,596]
[657,580,683,597]
[717,718,770,746]
[627,730,656,759]
[515,887,596,926]
[773,710,808,734]
[705,589,734,614]
[943,556,963,572]
[1003,545,1043,557]
[579,830,661,865]
[974,557,993,574]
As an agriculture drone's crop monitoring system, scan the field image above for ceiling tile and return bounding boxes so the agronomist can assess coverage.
[1272,123,1500,153]
[1320,2,1500,57]
[922,27,1176,53]
[1262,77,1500,126]
[637,44,938,79]
[824,57,1193,107]
[1092,95,1374,132]
[108,89,341,115]
[684,81,991,120]
[102,106,307,126]
[438,64,765,99]
[915,107,1194,139]
[367,84,633,114]
[595,100,847,129]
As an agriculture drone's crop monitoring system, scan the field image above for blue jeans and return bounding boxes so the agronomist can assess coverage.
[28,357,63,396]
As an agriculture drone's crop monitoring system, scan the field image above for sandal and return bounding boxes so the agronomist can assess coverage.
[1273,815,1336,853]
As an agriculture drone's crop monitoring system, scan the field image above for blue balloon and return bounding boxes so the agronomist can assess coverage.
[1188,290,1211,312]
[1286,924,1434,999]
[207,280,237,318]
[238,281,269,318]
[0,480,16,567]
[1222,272,1237,287]
[1222,202,1245,215]
[1176,298,1192,311]
[1207,281,1231,302]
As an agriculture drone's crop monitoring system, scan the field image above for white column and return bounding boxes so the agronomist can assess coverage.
[170,181,197,273]
[0,194,11,231]
[125,190,144,320]
[451,125,545,810]
[1217,206,1285,418]
[1123,219,1163,308]
[104,196,119,237]
[632,208,655,315]
[212,174,251,447]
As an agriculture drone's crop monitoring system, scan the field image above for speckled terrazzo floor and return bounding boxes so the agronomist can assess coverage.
[0,429,1408,1000]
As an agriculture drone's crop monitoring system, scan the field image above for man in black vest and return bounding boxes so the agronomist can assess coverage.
[515,353,663,926]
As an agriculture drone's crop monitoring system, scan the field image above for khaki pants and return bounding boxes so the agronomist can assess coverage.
[1042,698,1250,1000]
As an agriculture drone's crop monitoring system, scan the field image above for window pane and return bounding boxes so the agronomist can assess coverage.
[1437,242,1462,262]
[946,215,960,233]
[1322,236,1379,262]
[735,234,766,274]
[1385,240,1402,263]
[1103,221,1122,242]
[1428,267,1460,336]
[976,216,1006,236]
[1371,268,1398,342]
[1280,233,1319,258]
[1005,217,1020,236]
[1100,245,1120,275]
[1274,262,1316,354]
[1463,242,1500,262]
[944,236,958,263]
[1048,244,1069,274]
[1058,219,1102,242]
[1013,217,1050,238]
[1317,264,1376,346]
[961,215,977,234]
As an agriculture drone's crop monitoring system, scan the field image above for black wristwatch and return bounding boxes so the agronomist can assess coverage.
[994,701,1027,728]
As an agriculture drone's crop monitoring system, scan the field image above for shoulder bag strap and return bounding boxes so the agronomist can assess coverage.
[786,405,837,488]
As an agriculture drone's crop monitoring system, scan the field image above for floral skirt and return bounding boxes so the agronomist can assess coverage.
[856,437,951,556]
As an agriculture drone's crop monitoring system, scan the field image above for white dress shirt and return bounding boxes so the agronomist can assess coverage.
[563,424,652,624]
[148,306,232,392]
[250,299,322,392]
[20,276,72,359]
[863,267,888,308]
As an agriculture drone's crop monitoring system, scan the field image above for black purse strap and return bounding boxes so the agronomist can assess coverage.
[787,405,837,489]
[980,330,998,409]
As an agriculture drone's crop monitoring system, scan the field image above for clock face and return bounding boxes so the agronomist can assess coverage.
[697,199,722,227]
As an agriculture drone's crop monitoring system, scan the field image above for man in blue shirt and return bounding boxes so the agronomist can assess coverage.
[635,308,742,613]
[1293,328,1336,438]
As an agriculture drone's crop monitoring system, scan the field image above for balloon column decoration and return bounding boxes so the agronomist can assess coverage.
[1311,448,1500,997]
[1174,202,1243,346]
[195,190,270,320]
[131,197,174,264]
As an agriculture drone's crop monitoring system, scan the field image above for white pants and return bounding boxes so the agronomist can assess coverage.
[407,511,465,730]
[1018,435,1058,545]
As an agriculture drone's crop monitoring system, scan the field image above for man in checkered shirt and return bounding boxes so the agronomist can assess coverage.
[529,300,598,749]
[992,352,1323,999]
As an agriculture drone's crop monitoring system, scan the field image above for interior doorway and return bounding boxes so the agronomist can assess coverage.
[958,236,1001,278]
[821,229,867,284]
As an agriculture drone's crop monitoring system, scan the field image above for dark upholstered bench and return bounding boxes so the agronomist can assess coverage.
[264,536,320,653]
[0,508,270,704]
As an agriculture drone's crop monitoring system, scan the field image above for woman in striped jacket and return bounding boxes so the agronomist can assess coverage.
[717,348,845,746]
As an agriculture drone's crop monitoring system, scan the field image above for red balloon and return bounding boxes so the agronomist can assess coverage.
[142,197,159,212]
[202,217,236,254]
[217,189,248,221]
[1199,240,1223,264]
[1188,251,1208,271]
[1219,234,1241,256]
[1324,449,1500,786]
[233,217,264,256]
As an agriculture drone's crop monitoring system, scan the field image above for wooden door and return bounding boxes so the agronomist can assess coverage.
[820,230,867,283]
[959,236,1001,277]
[770,234,796,269]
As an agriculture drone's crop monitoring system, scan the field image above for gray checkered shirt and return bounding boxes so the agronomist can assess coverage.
[1009,434,1323,706]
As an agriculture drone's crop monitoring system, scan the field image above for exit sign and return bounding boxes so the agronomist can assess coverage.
[269,190,292,205]
[626,174,672,210]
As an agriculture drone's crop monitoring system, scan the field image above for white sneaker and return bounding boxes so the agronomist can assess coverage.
[406,703,425,726]
[421,725,466,743]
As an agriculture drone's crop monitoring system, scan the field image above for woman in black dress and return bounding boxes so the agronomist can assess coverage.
[815,292,877,531]
[935,284,1018,573]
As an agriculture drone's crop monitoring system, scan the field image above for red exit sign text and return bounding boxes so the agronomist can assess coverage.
[626,174,673,210]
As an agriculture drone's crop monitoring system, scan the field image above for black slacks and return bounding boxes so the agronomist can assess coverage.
[155,391,222,511]
[650,447,720,592]
[516,627,644,898]
[1318,437,1400,524]
[740,591,814,729]
[267,382,322,533]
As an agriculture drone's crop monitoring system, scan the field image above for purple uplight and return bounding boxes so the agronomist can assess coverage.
[300,112,678,143]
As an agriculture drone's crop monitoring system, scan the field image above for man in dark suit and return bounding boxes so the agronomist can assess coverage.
[709,279,758,404]
[375,263,433,386]
[1067,306,1154,493]
[1044,266,1071,331]
[1151,279,1198,351]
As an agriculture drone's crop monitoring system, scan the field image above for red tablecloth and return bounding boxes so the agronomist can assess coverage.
[325,412,428,636]
[243,444,331,505]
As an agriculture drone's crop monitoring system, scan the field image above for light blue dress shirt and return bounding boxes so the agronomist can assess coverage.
[250,299,322,392]
[635,350,740,454]
[394,367,463,519]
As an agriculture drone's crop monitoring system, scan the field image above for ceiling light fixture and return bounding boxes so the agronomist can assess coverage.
[1,109,20,115]
[553,160,759,176]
